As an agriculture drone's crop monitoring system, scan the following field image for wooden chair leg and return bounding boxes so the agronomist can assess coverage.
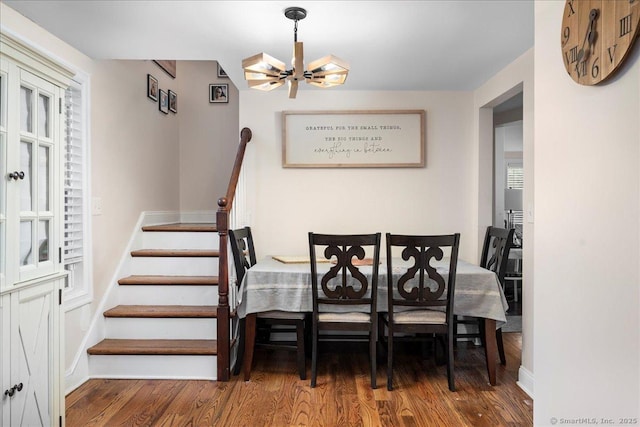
[447,332,455,392]
[233,318,245,375]
[296,320,306,380]
[377,315,386,360]
[243,314,257,381]
[304,313,312,358]
[452,314,459,349]
[496,328,506,365]
[387,326,393,391]
[370,329,377,389]
[310,321,318,388]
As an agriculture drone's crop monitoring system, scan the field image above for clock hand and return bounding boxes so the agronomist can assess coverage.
[576,9,599,74]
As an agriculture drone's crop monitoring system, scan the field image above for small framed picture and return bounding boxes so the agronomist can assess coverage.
[217,63,228,78]
[209,84,229,103]
[147,74,158,101]
[159,89,169,114]
[168,90,177,113]
[153,60,176,78]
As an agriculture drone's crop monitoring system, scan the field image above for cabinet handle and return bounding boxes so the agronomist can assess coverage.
[8,171,25,180]
[3,383,23,397]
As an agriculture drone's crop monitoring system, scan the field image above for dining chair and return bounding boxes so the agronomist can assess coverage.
[308,232,381,389]
[455,226,514,365]
[383,233,461,391]
[229,227,306,380]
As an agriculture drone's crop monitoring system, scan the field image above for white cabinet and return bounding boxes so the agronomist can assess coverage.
[1,32,73,426]
[1,36,68,289]
[1,278,63,427]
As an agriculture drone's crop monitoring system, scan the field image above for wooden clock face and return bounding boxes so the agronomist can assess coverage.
[561,0,640,85]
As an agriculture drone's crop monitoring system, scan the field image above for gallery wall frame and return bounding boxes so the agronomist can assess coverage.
[147,74,158,101]
[217,63,228,78]
[154,60,176,78]
[159,89,169,114]
[282,110,426,168]
[168,90,177,113]
[209,84,229,103]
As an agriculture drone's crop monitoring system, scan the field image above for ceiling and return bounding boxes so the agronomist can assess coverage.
[3,1,534,92]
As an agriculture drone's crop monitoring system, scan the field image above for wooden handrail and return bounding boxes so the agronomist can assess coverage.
[217,127,252,381]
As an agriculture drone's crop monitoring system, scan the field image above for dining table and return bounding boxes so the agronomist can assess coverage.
[236,255,509,385]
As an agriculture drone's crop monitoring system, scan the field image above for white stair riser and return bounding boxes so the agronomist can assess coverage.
[141,232,219,250]
[105,318,217,340]
[89,355,217,380]
[117,285,219,305]
[129,257,219,276]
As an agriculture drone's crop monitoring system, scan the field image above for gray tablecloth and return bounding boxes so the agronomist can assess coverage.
[237,256,509,327]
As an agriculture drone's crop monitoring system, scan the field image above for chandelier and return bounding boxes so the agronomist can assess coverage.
[241,7,349,99]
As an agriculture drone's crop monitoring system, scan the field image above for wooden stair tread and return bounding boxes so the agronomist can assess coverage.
[88,339,217,356]
[104,305,217,318]
[130,249,219,257]
[118,275,218,286]
[142,223,217,232]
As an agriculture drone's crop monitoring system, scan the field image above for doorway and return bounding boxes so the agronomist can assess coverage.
[493,92,523,329]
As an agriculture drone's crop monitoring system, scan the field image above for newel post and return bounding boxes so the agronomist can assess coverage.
[216,197,230,381]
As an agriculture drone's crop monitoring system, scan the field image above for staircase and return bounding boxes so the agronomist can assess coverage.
[87,223,222,379]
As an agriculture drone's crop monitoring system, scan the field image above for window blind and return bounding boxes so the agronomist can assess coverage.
[507,164,524,224]
[64,81,83,263]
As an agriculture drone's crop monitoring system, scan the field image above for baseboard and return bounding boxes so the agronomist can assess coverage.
[517,365,534,398]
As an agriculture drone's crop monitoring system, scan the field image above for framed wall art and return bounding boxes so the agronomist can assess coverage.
[147,74,158,101]
[282,110,426,168]
[153,60,176,78]
[168,90,177,113]
[209,84,228,103]
[159,89,169,114]
[217,63,228,78]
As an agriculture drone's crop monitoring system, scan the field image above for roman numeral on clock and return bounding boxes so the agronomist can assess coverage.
[565,46,579,66]
[620,14,633,37]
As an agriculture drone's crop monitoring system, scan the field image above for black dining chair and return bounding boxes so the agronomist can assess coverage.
[229,226,306,380]
[454,226,514,365]
[383,233,461,391]
[308,232,381,389]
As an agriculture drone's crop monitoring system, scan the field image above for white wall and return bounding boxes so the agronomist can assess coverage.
[239,90,479,261]
[178,61,239,210]
[534,2,639,424]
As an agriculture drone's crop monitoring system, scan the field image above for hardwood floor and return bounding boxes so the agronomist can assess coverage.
[66,333,532,426]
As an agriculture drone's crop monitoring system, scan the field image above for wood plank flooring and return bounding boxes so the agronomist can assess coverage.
[67,333,532,426]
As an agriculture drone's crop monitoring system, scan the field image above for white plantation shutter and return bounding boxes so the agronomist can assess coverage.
[64,80,84,263]
[507,163,524,225]
[57,70,91,308]
[507,165,524,190]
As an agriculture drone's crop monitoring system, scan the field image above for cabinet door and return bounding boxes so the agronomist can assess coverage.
[10,282,57,427]
[12,69,59,283]
[0,294,9,427]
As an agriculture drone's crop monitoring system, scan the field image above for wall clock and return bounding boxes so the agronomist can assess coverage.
[561,0,640,85]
